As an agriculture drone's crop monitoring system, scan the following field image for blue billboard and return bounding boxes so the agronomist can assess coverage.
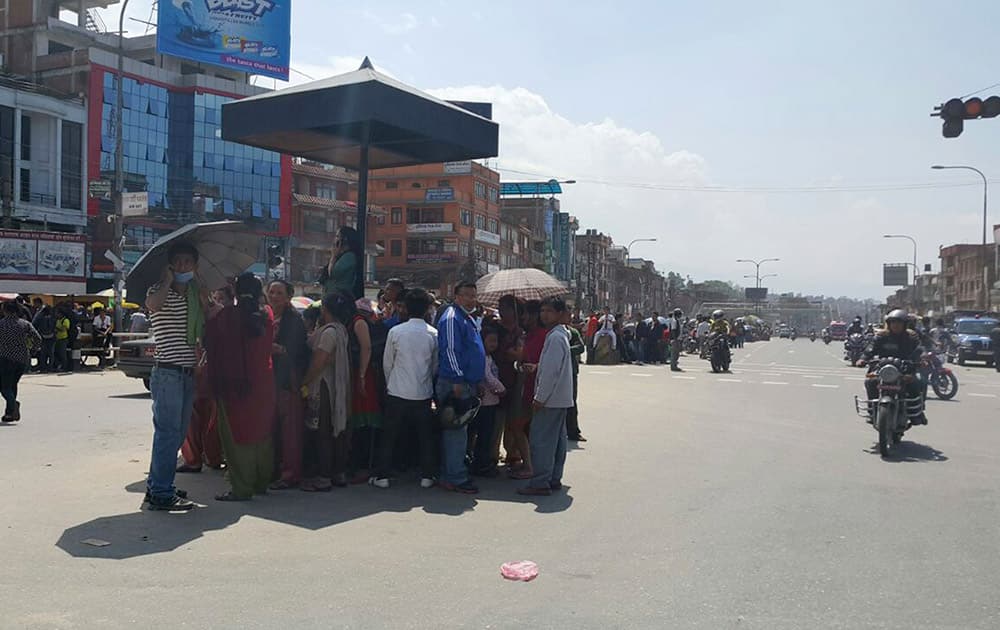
[157,0,291,80]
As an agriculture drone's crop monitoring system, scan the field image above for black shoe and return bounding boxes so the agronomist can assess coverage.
[671,367,683,372]
[146,495,195,511]
[144,488,188,502]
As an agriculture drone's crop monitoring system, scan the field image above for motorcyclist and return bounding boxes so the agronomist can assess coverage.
[846,316,864,336]
[709,309,730,336]
[858,309,927,425]
[907,314,935,352]
[929,318,952,351]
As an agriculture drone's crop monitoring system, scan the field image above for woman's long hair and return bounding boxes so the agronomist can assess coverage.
[321,290,357,328]
[235,272,266,338]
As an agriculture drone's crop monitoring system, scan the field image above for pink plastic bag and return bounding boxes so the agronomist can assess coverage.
[500,560,539,582]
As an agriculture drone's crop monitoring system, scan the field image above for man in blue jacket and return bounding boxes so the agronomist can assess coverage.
[436,280,486,494]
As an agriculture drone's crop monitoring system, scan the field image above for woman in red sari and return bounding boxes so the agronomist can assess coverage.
[205,273,276,501]
[510,300,544,480]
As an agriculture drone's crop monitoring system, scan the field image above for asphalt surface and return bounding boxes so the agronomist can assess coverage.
[1,340,999,629]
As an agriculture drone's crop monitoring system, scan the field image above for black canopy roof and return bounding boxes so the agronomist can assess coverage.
[220,62,499,169]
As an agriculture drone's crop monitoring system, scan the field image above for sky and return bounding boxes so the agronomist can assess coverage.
[93,0,1000,299]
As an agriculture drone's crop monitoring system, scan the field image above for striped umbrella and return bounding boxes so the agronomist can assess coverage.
[291,296,315,310]
[476,268,570,305]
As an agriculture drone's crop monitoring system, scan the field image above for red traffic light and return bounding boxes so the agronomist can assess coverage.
[965,97,983,117]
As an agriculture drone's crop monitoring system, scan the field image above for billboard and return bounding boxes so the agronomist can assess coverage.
[883,263,909,287]
[424,187,455,202]
[0,231,85,279]
[157,0,291,81]
[745,287,768,301]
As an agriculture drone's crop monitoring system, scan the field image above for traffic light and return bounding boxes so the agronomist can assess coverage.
[267,243,283,269]
[933,96,1000,137]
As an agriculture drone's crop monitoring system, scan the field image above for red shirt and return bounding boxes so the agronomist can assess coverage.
[521,326,547,406]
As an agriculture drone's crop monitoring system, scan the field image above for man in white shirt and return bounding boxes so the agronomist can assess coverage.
[593,308,617,350]
[373,288,439,489]
[696,315,712,359]
[91,305,113,366]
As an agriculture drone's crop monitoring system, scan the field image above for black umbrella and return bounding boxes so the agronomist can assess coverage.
[221,58,499,297]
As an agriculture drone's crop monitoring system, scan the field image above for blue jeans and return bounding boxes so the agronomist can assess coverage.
[528,406,568,489]
[147,366,196,501]
[436,377,472,485]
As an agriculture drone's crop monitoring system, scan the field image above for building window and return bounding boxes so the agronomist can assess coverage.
[391,207,402,224]
[475,181,486,198]
[315,183,336,199]
[475,214,485,229]
[488,218,499,234]
[19,168,29,202]
[459,241,469,257]
[376,215,385,225]
[461,209,471,226]
[487,248,498,263]
[386,181,398,190]
[390,239,402,256]
[488,187,498,203]
[60,121,83,210]
[20,115,30,161]
[475,244,485,259]
[411,182,422,188]
[407,207,444,223]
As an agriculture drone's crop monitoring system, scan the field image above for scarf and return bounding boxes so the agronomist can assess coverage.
[312,321,352,437]
[186,281,205,345]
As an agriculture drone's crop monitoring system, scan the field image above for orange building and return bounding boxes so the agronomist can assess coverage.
[367,161,501,294]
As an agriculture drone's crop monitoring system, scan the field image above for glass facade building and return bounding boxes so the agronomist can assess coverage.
[89,66,289,274]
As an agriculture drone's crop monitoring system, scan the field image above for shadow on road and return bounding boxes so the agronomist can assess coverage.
[56,473,573,560]
[108,393,151,400]
[865,440,948,462]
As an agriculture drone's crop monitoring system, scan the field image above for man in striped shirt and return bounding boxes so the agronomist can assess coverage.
[144,242,205,511]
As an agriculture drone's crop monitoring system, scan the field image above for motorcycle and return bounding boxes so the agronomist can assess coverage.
[921,350,958,400]
[822,333,831,345]
[844,333,866,365]
[809,332,817,342]
[683,335,699,355]
[789,330,798,341]
[709,332,731,373]
[854,358,924,457]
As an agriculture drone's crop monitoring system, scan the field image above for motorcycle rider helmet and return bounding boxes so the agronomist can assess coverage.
[712,309,724,319]
[854,316,862,322]
[885,308,908,324]
[673,308,682,317]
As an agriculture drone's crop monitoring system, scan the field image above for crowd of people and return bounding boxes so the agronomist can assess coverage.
[144,238,585,511]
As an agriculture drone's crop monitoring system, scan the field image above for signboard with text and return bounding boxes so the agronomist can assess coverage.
[745,287,768,301]
[474,229,501,246]
[407,253,455,264]
[0,230,85,279]
[157,0,291,80]
[883,263,909,287]
[443,161,472,174]
[406,223,453,234]
[424,187,455,202]
[122,191,149,216]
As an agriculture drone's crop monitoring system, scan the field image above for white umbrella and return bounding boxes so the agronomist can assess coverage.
[475,268,569,305]
[125,221,259,300]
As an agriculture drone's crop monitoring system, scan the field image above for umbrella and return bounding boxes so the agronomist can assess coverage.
[291,296,315,310]
[476,268,569,305]
[125,221,258,301]
[645,316,669,325]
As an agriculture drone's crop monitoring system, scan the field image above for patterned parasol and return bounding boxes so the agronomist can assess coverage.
[475,268,570,305]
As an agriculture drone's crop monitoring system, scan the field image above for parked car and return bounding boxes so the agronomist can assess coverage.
[949,317,998,366]
[778,326,790,338]
[118,335,155,390]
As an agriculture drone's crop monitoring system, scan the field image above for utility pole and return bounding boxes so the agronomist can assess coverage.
[112,0,131,333]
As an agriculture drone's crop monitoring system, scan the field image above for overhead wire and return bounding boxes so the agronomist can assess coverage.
[494,166,1000,195]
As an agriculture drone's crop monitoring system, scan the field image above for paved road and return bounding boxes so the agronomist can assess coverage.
[1,340,998,629]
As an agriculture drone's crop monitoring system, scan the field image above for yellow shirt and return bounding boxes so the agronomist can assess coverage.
[55,317,70,340]
[709,319,730,335]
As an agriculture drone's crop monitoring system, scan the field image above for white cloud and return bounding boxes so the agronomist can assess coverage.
[362,10,418,35]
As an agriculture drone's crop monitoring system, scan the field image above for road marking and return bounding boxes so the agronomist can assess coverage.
[801,375,823,379]
[718,378,743,383]
[589,371,612,375]
[763,381,789,385]
[968,392,997,398]
[630,373,653,377]
[673,375,696,380]
[843,377,866,381]
[811,384,839,389]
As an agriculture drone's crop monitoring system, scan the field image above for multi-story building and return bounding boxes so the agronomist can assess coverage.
[366,161,500,294]
[551,211,577,285]
[1,0,291,290]
[499,214,532,271]
[0,74,87,294]
[575,229,613,312]
[939,243,996,312]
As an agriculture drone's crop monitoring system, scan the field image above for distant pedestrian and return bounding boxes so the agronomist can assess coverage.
[31,305,56,372]
[646,313,664,364]
[518,297,573,496]
[0,300,41,423]
[54,305,71,372]
[668,308,684,372]
[319,226,362,299]
[564,308,586,442]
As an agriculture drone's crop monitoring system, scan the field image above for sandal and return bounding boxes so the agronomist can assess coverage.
[268,479,298,490]
[214,491,250,502]
[300,478,333,492]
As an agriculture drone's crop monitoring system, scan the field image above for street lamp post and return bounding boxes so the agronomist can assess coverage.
[737,257,779,314]
[625,237,657,259]
[932,164,990,311]
[112,0,130,334]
